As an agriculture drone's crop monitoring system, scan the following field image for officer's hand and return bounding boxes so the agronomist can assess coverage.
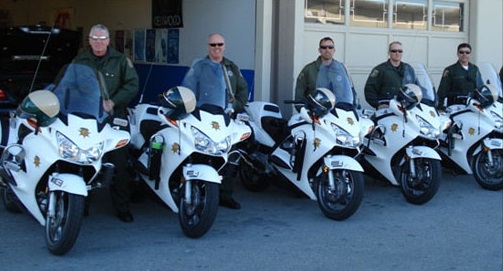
[103,100,115,113]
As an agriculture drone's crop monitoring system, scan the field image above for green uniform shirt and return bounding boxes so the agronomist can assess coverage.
[437,61,482,109]
[364,60,418,109]
[72,47,139,118]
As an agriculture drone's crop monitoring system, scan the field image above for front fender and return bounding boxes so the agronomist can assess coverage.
[405,146,441,161]
[473,138,503,155]
[183,164,222,184]
[48,173,88,196]
[323,155,364,172]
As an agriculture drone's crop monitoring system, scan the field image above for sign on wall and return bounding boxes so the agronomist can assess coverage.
[152,0,183,28]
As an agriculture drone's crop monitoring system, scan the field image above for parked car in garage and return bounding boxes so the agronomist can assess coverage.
[0,25,81,115]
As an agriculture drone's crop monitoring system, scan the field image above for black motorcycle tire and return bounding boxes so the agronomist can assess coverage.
[473,149,503,191]
[1,186,23,213]
[239,162,270,192]
[45,192,85,256]
[398,158,441,205]
[316,169,364,221]
[179,180,219,238]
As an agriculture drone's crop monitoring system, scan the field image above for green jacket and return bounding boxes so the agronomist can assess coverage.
[437,61,482,109]
[364,60,418,109]
[295,57,323,101]
[222,57,248,113]
[72,47,139,118]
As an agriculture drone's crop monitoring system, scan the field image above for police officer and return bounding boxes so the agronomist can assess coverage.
[72,24,139,222]
[181,33,248,209]
[295,37,356,107]
[437,43,483,110]
[364,41,419,109]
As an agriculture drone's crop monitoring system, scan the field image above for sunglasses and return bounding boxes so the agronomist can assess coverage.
[209,43,224,47]
[90,35,109,41]
[320,45,334,50]
[390,49,403,53]
[458,50,471,55]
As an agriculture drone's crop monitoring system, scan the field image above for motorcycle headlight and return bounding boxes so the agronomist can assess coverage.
[491,111,503,131]
[331,123,360,148]
[57,132,104,164]
[416,116,441,139]
[191,127,230,155]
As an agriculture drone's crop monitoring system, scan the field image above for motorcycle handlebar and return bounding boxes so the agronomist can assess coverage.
[284,99,304,105]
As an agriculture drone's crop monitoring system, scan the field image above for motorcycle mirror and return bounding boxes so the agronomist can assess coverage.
[299,107,313,124]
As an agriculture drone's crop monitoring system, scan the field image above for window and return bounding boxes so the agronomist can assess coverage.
[305,0,345,24]
[393,1,427,30]
[432,1,464,31]
[350,0,388,28]
[305,0,466,32]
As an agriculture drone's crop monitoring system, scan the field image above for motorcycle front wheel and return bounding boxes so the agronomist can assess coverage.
[45,192,85,255]
[2,186,23,213]
[179,180,219,238]
[473,149,503,190]
[398,158,441,205]
[315,169,364,221]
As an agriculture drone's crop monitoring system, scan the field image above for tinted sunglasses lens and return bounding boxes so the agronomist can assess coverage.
[90,35,108,40]
[459,51,470,54]
[320,46,334,49]
[390,50,403,53]
[209,43,224,47]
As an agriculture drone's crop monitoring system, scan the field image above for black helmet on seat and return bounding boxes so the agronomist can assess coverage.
[159,86,196,119]
[473,84,498,108]
[306,87,336,117]
[398,84,422,110]
[17,90,60,127]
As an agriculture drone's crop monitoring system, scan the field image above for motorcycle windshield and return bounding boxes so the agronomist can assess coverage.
[410,62,436,104]
[52,63,109,123]
[316,61,355,106]
[478,62,503,98]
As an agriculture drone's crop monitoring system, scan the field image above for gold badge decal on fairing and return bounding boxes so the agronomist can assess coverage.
[313,138,321,149]
[79,128,90,138]
[172,143,180,154]
[34,155,40,167]
[468,127,475,136]
[429,111,436,118]
[211,121,220,130]
[347,117,354,125]
[391,124,399,132]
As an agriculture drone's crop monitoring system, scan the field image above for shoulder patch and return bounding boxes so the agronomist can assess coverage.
[442,69,449,77]
[370,69,379,77]
[126,57,134,68]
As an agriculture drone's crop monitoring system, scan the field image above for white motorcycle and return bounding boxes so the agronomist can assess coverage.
[128,87,251,238]
[238,88,369,220]
[361,83,444,204]
[437,65,503,191]
[0,64,130,255]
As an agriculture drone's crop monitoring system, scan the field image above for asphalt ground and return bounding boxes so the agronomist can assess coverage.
[1,168,502,271]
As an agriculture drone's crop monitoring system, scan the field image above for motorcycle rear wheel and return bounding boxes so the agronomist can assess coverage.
[45,192,85,255]
[179,180,219,238]
[315,169,364,221]
[1,186,23,213]
[398,158,441,205]
[473,149,503,191]
[239,161,270,192]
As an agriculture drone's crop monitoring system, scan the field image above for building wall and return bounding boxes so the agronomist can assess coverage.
[0,0,256,103]
[291,0,503,110]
